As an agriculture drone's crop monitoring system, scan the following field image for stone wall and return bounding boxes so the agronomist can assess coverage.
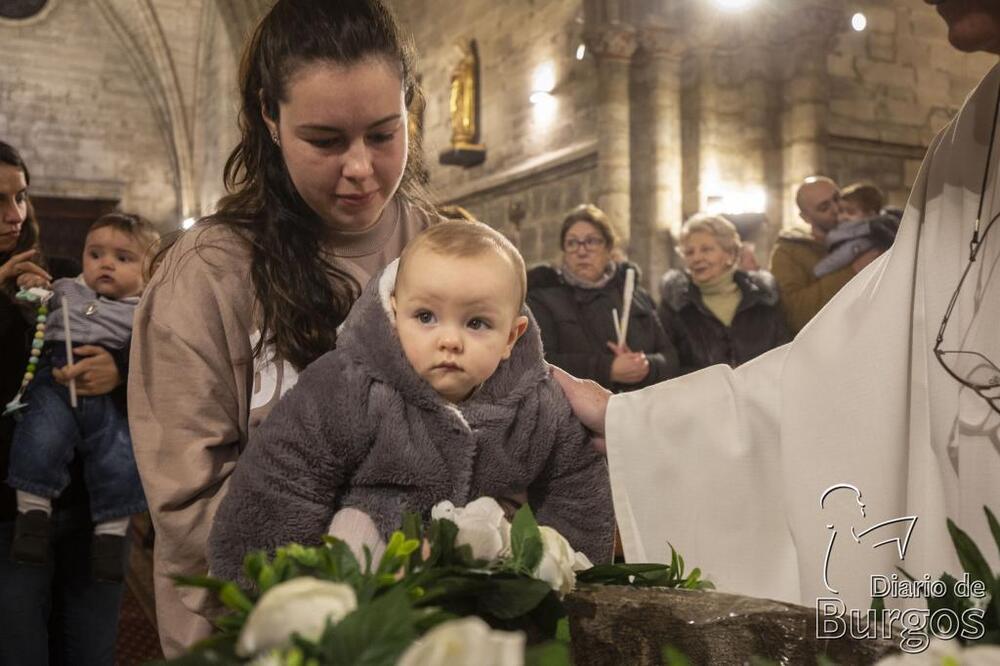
[0,0,178,230]
[825,1,994,209]
[0,0,995,262]
[192,0,241,217]
[393,0,996,278]
[390,0,597,266]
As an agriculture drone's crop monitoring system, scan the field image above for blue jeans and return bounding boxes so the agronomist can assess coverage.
[7,362,146,522]
[0,506,126,665]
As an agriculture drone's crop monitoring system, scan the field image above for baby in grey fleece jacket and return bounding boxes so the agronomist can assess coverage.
[209,221,615,583]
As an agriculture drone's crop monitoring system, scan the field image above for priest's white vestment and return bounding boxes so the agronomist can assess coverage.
[607,63,1000,611]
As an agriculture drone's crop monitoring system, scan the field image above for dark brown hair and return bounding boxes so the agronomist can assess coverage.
[840,182,884,216]
[0,141,40,269]
[559,204,617,250]
[187,0,426,370]
[89,212,161,269]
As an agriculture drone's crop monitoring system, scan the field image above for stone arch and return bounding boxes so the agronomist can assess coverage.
[91,0,195,218]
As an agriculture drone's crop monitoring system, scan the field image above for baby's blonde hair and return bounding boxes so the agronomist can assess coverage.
[398,220,526,307]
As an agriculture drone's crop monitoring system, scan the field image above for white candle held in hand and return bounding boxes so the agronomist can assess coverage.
[619,268,635,346]
[61,296,77,409]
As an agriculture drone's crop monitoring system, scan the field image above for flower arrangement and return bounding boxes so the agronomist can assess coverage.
[160,497,712,666]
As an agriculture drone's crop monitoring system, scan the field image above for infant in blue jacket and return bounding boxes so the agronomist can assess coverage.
[7,213,158,581]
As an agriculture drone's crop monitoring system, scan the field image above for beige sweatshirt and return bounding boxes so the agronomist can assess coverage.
[128,197,437,656]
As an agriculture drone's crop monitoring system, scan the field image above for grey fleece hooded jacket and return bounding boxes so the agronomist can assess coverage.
[208,262,615,582]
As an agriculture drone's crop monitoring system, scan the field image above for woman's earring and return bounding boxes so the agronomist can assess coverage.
[270,131,280,146]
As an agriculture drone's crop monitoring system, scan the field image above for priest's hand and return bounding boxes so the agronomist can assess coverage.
[550,365,610,454]
[53,346,122,396]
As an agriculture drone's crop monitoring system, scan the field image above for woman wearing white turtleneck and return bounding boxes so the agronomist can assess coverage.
[657,214,789,374]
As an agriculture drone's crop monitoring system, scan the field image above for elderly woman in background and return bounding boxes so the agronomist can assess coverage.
[527,204,678,391]
[658,214,789,374]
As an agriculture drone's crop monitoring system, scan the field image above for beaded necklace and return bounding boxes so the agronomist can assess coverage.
[3,287,53,417]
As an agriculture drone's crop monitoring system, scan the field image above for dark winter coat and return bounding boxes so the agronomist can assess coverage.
[657,269,791,375]
[208,263,615,583]
[526,263,679,391]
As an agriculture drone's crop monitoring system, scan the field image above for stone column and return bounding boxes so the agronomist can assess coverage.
[777,4,845,228]
[630,27,685,288]
[585,26,637,246]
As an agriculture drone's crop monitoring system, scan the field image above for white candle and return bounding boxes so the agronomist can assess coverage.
[619,268,636,346]
[61,296,77,408]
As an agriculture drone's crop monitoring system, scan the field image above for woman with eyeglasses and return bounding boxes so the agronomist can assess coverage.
[526,204,678,391]
[658,214,789,374]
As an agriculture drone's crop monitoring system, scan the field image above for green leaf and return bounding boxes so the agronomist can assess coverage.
[401,512,425,572]
[985,506,1000,563]
[662,645,692,666]
[511,504,543,573]
[426,518,461,568]
[947,518,995,588]
[257,563,277,591]
[576,562,671,584]
[477,576,554,619]
[555,616,571,643]
[218,583,254,613]
[525,640,571,666]
[171,574,229,593]
[320,586,419,666]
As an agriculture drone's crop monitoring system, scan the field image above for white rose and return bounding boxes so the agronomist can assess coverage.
[431,497,512,562]
[397,617,525,666]
[532,526,590,597]
[236,577,357,657]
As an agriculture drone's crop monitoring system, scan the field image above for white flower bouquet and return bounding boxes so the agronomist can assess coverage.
[162,498,710,666]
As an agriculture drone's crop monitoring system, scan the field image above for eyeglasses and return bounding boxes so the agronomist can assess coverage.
[934,211,1000,414]
[933,85,1000,415]
[564,237,606,252]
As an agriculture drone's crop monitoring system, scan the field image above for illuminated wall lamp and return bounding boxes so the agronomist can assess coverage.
[530,90,554,105]
[703,186,767,215]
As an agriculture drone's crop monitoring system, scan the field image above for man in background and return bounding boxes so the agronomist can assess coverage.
[770,177,880,334]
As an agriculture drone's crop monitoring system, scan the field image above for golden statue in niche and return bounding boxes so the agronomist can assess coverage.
[449,40,477,146]
[440,39,486,167]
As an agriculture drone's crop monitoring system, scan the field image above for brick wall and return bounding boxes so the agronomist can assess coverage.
[825,1,994,208]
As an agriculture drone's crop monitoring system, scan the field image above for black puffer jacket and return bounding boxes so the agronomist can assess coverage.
[657,269,791,375]
[527,263,679,391]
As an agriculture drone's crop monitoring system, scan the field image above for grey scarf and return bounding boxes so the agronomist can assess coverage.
[560,260,617,289]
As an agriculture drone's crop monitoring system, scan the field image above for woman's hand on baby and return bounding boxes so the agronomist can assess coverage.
[549,365,610,455]
[607,341,649,384]
[53,346,122,396]
[0,249,51,288]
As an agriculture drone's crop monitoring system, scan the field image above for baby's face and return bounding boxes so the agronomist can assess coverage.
[393,247,528,403]
[838,200,876,224]
[81,227,145,299]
